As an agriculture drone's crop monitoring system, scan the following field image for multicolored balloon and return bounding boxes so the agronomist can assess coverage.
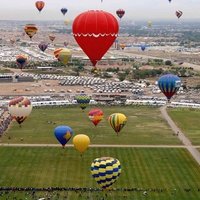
[120,43,126,50]
[58,48,72,65]
[61,8,68,16]
[8,97,32,125]
[73,134,90,155]
[53,48,63,60]
[108,113,127,134]
[72,10,119,66]
[116,9,125,19]
[24,24,38,39]
[75,94,91,110]
[35,1,45,12]
[38,42,48,52]
[158,74,181,101]
[176,10,183,19]
[91,157,121,189]
[88,108,103,126]
[54,126,73,148]
[16,54,28,70]
[64,19,70,26]
[63,42,69,47]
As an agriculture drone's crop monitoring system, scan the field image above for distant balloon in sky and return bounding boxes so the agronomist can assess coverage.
[116,9,125,19]
[61,8,68,16]
[49,35,56,42]
[38,42,48,52]
[176,10,183,19]
[24,24,38,40]
[169,0,172,3]
[16,54,28,70]
[140,44,146,51]
[35,1,45,12]
[91,157,121,189]
[76,94,91,110]
[147,21,152,28]
[54,126,74,148]
[73,134,90,155]
[72,10,119,67]
[8,97,32,125]
[158,74,181,101]
[63,42,69,47]
[64,19,70,26]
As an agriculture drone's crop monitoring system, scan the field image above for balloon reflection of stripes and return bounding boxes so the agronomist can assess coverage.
[91,157,121,190]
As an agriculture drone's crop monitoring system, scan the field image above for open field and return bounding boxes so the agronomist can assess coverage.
[168,108,200,145]
[0,147,199,200]
[1,106,180,145]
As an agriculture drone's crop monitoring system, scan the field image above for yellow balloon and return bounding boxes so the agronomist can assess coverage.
[64,19,70,26]
[73,134,90,154]
[58,48,72,65]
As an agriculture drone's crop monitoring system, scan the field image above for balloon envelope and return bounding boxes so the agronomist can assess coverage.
[49,35,56,42]
[91,157,121,189]
[24,24,38,39]
[38,42,48,52]
[54,126,73,147]
[75,94,90,110]
[8,97,32,125]
[54,48,63,60]
[73,134,90,154]
[16,55,28,69]
[35,1,45,12]
[58,48,72,65]
[61,8,68,15]
[72,10,119,66]
[108,113,127,134]
[116,9,125,19]
[176,10,183,19]
[88,108,103,126]
[158,74,181,101]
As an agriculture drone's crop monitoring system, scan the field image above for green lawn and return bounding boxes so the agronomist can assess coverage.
[2,106,180,145]
[168,108,200,145]
[0,147,199,200]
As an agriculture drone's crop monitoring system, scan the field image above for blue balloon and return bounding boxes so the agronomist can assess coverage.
[61,8,68,16]
[54,126,73,147]
[140,44,146,51]
[158,74,181,101]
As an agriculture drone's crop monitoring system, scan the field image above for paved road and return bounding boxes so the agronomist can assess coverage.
[160,105,200,165]
[1,143,200,148]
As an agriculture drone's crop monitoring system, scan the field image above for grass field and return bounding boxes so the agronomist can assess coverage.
[2,106,180,145]
[0,147,200,200]
[168,108,200,145]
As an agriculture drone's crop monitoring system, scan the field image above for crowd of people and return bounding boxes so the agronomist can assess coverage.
[0,108,12,136]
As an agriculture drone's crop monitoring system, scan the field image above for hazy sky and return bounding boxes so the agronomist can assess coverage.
[0,0,199,21]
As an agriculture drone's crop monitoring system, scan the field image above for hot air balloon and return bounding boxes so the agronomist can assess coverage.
[24,24,38,39]
[49,35,56,42]
[120,43,126,50]
[35,1,45,12]
[8,97,32,125]
[58,48,72,65]
[54,126,73,148]
[91,157,121,190]
[73,134,90,155]
[158,74,181,101]
[108,113,127,135]
[63,42,69,47]
[169,0,172,3]
[61,8,68,16]
[116,9,125,19]
[53,48,63,60]
[10,38,16,45]
[38,42,48,52]
[147,21,152,28]
[75,94,91,110]
[64,19,70,26]
[72,10,119,67]
[176,10,183,19]
[140,44,146,51]
[88,108,103,126]
[16,55,28,70]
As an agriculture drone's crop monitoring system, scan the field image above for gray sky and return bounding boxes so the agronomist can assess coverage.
[0,0,199,21]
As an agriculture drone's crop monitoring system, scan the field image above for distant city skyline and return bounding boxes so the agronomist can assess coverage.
[0,0,199,21]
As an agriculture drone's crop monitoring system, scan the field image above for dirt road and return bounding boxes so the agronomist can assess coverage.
[160,105,200,165]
